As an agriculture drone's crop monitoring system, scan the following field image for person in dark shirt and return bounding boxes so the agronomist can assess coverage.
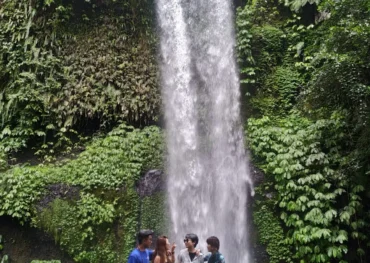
[203,236,225,263]
[128,230,154,263]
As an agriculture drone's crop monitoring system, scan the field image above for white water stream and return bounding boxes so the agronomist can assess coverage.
[155,0,253,261]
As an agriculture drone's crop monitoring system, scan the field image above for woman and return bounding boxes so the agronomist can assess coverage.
[204,236,225,263]
[152,235,176,263]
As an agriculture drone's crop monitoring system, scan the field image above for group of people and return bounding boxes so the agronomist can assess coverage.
[128,230,225,263]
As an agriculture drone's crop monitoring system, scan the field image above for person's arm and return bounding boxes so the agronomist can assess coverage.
[170,243,176,263]
[127,255,137,263]
[177,252,182,263]
[170,251,176,263]
[153,255,161,263]
[194,250,204,263]
[148,250,154,261]
[203,254,210,262]
[198,252,204,263]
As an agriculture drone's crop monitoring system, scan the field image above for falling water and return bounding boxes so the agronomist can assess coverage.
[156,0,253,262]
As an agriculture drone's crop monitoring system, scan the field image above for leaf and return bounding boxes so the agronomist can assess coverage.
[324,209,337,221]
[339,211,351,223]
[1,127,12,136]
[35,131,46,137]
[335,230,348,244]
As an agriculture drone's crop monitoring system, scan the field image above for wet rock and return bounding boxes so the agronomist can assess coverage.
[0,216,75,263]
[37,184,80,212]
[249,161,265,185]
[136,170,165,197]
[251,243,270,263]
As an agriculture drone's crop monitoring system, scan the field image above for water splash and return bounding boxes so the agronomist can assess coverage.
[155,0,253,261]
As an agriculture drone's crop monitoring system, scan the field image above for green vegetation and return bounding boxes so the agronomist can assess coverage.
[0,0,160,163]
[253,186,293,263]
[238,0,370,262]
[0,124,165,262]
[140,193,169,235]
[1,0,370,262]
[0,1,167,261]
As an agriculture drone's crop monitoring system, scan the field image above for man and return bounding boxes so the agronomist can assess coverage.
[204,236,225,263]
[178,233,204,263]
[128,229,154,263]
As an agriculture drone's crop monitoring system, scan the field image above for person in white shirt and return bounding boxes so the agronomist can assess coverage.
[178,233,204,263]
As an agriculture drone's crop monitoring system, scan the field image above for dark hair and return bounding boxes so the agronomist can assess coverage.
[137,229,154,244]
[185,233,199,248]
[153,236,168,263]
[206,236,220,250]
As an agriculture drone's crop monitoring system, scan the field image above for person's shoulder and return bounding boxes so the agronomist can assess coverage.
[129,248,140,257]
[179,248,188,255]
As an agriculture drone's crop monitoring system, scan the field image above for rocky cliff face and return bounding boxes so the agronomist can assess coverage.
[0,217,74,263]
[136,170,165,198]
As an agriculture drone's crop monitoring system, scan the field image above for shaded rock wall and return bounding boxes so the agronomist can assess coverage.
[0,217,75,263]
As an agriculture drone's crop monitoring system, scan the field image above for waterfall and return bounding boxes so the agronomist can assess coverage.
[155,0,253,261]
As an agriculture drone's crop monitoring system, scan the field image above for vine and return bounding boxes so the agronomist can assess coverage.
[140,193,168,236]
[247,113,368,262]
[253,185,293,263]
[0,124,164,262]
[0,0,160,162]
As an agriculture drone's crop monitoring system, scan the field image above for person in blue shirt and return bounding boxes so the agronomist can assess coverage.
[203,236,225,263]
[128,229,154,263]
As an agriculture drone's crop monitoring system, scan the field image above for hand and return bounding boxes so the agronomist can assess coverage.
[195,249,201,256]
[171,242,177,253]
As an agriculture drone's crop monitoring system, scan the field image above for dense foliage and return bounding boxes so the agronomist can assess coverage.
[1,0,370,262]
[0,1,166,262]
[238,0,370,262]
[140,193,168,235]
[0,0,160,163]
[0,124,165,262]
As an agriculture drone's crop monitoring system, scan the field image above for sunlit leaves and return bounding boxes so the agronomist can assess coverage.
[282,0,320,12]
[0,124,163,224]
[0,167,46,224]
[247,113,367,262]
